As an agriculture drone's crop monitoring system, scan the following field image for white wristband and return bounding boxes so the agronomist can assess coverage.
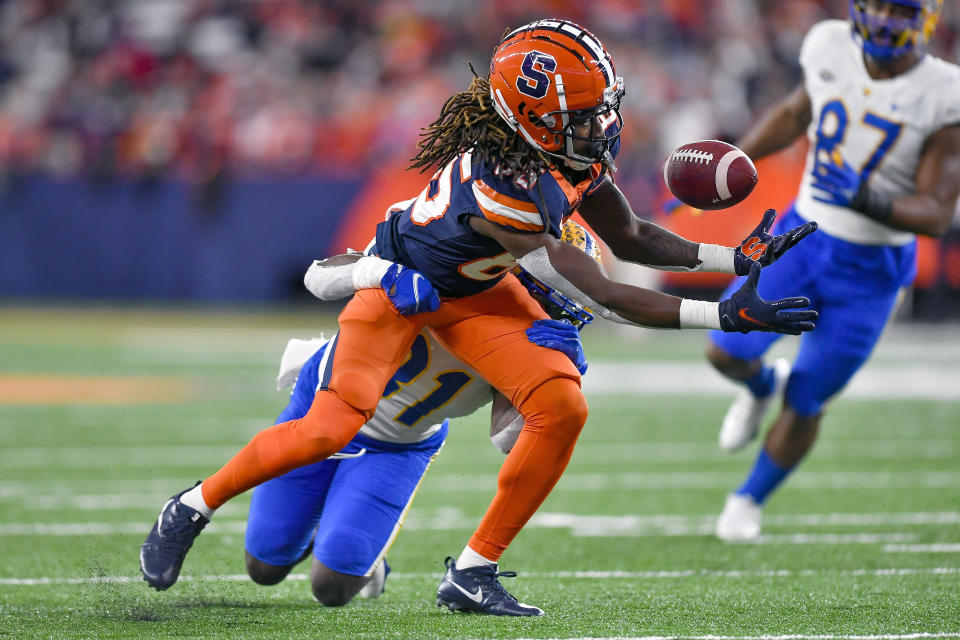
[679,298,721,329]
[697,243,737,274]
[351,255,393,290]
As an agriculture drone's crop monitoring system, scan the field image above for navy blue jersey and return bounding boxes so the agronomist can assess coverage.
[375,150,612,297]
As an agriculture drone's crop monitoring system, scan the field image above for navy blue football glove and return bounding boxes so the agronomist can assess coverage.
[811,154,860,208]
[734,208,818,276]
[526,319,588,375]
[719,263,817,335]
[380,263,441,315]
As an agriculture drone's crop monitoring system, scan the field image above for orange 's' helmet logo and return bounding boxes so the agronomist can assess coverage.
[488,19,625,169]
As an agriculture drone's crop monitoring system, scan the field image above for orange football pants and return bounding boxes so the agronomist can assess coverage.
[202,275,587,560]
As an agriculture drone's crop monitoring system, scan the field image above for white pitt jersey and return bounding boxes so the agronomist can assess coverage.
[796,20,960,246]
[359,330,493,443]
[277,332,494,445]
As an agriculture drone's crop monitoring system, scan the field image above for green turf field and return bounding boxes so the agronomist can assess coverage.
[1,307,958,640]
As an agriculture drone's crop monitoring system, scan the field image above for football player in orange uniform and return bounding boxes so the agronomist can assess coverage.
[141,19,818,615]
[244,220,600,608]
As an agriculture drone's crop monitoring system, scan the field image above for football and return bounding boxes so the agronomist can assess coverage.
[663,140,758,210]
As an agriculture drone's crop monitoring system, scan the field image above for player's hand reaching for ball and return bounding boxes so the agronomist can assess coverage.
[734,208,818,276]
[719,264,817,335]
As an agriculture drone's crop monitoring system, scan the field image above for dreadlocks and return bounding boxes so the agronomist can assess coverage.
[409,72,553,181]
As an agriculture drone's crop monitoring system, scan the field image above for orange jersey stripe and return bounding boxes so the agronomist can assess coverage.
[474,180,540,214]
[476,201,544,232]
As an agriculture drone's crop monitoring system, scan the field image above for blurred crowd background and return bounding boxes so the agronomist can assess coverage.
[1,0,958,313]
[1,0,954,191]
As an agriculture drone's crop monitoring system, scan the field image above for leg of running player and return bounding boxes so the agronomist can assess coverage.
[247,548,314,586]
[707,208,821,453]
[429,276,585,615]
[744,282,904,498]
[708,210,820,539]
[200,289,424,509]
[433,277,585,557]
[140,289,425,591]
[713,233,907,539]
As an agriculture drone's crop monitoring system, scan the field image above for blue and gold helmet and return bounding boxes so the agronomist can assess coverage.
[513,219,603,329]
[850,0,942,62]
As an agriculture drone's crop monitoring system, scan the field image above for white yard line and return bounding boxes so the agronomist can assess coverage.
[521,511,960,538]
[5,471,959,500]
[2,567,958,586]
[1,439,954,469]
[424,470,960,492]
[2,511,958,538]
[582,362,960,400]
[884,544,960,553]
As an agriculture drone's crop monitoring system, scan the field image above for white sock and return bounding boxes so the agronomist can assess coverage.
[179,483,215,519]
[456,545,496,570]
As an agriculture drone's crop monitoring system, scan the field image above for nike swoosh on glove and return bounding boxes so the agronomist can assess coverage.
[719,263,817,335]
[380,263,441,315]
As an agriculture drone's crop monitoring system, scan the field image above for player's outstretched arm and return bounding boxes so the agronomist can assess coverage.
[469,216,815,333]
[303,253,440,315]
[578,180,816,275]
[471,214,682,327]
[811,126,960,237]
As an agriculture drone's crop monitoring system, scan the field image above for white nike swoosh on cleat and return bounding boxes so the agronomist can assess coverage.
[448,580,483,603]
[156,499,174,534]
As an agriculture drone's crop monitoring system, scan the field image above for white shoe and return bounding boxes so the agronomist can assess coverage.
[719,358,791,452]
[357,560,388,599]
[715,493,763,541]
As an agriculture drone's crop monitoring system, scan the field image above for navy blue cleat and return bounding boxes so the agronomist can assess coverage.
[436,556,544,616]
[139,483,209,591]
